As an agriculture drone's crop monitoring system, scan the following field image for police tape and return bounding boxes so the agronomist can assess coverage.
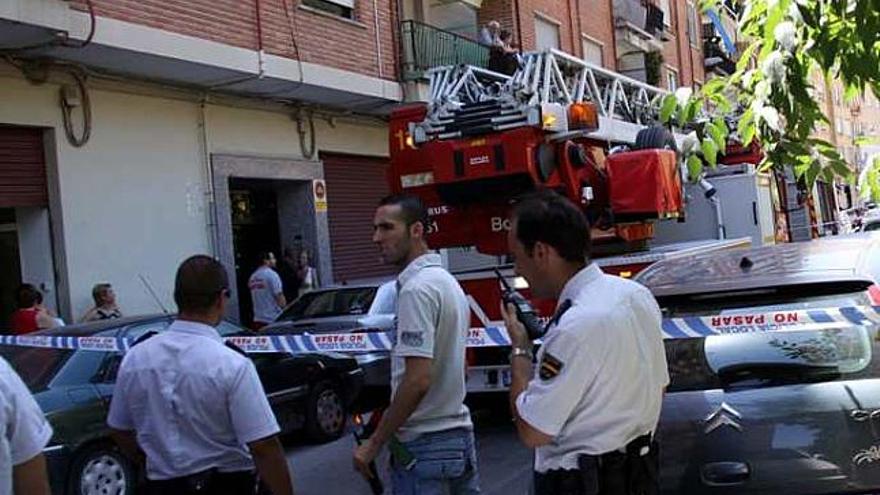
[2,306,880,355]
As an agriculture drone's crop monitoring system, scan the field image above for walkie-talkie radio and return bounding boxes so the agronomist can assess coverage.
[494,269,545,340]
[352,413,384,494]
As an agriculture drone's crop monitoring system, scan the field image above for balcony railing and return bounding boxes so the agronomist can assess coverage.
[400,20,489,81]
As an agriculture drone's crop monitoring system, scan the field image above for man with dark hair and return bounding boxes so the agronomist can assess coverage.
[248,251,286,330]
[108,255,294,495]
[353,194,480,494]
[277,247,302,303]
[501,190,668,495]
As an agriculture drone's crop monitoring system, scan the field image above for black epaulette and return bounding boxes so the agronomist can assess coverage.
[131,331,157,347]
[225,341,247,356]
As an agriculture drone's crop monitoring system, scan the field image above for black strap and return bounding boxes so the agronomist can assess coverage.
[131,331,157,347]
[544,299,573,333]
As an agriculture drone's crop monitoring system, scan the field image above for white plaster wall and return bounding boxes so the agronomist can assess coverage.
[0,74,389,320]
[207,105,388,158]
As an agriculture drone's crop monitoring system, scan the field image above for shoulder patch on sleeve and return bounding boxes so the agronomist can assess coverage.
[539,352,564,380]
[400,331,425,348]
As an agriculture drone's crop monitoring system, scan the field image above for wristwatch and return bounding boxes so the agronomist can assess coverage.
[509,346,534,362]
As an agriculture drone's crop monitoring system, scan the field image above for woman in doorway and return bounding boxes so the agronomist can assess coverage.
[80,283,123,322]
[298,250,319,297]
[9,284,59,334]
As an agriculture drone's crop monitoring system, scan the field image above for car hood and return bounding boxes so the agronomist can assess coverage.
[33,386,101,416]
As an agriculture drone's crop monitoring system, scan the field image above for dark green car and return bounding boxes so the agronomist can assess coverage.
[1,314,363,495]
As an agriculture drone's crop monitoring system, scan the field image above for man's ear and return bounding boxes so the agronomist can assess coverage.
[410,221,425,239]
[533,241,553,264]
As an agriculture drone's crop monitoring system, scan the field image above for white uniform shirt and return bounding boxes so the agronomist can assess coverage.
[392,253,473,441]
[249,266,284,323]
[516,264,669,472]
[107,320,280,480]
[0,356,53,494]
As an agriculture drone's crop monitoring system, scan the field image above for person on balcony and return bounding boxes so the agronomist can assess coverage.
[479,20,501,47]
[488,29,520,75]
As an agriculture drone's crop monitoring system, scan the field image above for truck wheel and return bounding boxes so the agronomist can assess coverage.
[305,380,347,442]
[68,442,136,495]
[635,126,677,151]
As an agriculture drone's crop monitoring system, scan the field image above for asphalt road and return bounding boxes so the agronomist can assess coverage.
[283,406,533,494]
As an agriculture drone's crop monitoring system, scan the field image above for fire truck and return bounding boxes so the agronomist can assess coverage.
[387,48,752,392]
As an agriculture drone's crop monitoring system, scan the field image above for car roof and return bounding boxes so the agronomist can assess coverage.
[636,236,879,297]
[29,314,172,337]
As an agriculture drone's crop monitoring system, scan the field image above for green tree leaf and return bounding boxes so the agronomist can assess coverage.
[660,94,678,123]
[708,119,728,151]
[687,155,703,181]
[702,138,719,167]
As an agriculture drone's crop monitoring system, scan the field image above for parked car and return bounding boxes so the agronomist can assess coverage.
[635,236,880,494]
[0,314,363,495]
[267,281,397,395]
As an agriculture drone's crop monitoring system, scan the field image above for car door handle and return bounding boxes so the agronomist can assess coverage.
[701,461,750,486]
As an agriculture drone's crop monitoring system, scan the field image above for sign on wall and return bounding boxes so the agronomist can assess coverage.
[313,179,327,213]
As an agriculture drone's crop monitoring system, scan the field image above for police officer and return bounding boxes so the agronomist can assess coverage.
[501,190,668,495]
[107,255,294,495]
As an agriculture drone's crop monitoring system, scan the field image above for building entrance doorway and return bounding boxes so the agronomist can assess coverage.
[229,178,283,327]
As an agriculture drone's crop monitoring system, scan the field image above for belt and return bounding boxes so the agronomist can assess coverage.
[146,469,257,495]
[533,434,659,495]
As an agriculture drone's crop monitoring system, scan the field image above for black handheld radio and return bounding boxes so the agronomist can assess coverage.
[494,269,545,340]
[352,414,384,494]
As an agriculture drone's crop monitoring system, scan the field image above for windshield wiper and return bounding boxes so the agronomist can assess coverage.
[718,362,840,386]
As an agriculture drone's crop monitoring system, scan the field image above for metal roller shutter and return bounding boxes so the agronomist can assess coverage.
[0,126,47,208]
[321,152,397,283]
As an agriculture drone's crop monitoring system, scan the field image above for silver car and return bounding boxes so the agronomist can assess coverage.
[265,281,397,391]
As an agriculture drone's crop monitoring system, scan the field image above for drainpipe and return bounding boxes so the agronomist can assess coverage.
[255,0,266,77]
[199,96,220,256]
[513,0,523,49]
[373,0,384,78]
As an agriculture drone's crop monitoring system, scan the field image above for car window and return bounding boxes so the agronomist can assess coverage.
[369,282,397,315]
[277,287,379,320]
[666,325,876,392]
[657,285,873,319]
[0,329,117,391]
[217,320,248,336]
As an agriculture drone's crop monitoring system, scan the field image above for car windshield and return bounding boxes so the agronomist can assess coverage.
[277,287,379,321]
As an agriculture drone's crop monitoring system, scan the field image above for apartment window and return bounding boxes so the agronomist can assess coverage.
[686,2,699,45]
[535,16,560,50]
[582,37,603,67]
[659,0,672,27]
[302,0,354,19]
[666,69,678,91]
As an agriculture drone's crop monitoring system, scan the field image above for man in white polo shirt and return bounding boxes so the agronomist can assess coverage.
[501,190,668,495]
[353,194,480,495]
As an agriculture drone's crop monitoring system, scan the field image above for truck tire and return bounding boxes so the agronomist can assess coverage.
[634,126,677,151]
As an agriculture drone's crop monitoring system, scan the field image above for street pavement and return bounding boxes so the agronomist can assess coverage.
[283,405,533,494]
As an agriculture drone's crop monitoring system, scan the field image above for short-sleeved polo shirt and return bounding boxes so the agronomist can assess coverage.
[392,253,473,441]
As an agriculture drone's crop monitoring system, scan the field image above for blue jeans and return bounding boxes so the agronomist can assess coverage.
[390,428,481,495]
